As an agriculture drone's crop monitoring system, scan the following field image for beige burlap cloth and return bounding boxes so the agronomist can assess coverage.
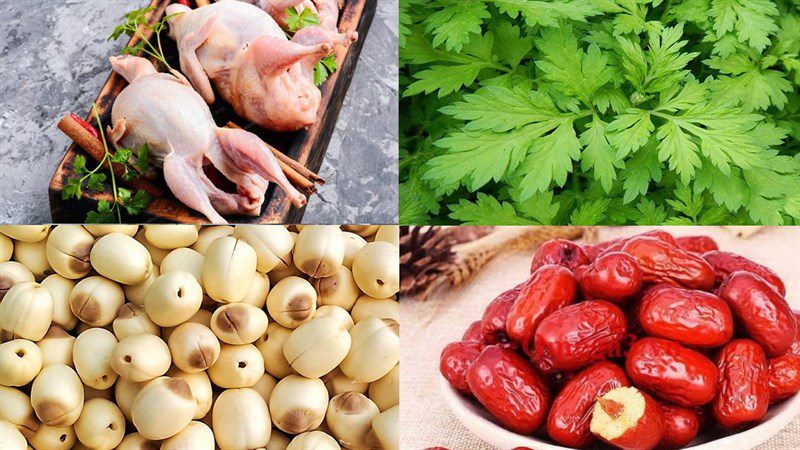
[401,226,800,450]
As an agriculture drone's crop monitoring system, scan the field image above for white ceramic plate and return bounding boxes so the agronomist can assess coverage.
[441,376,800,450]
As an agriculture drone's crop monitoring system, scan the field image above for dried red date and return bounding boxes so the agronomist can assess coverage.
[506,265,578,351]
[718,272,797,356]
[713,339,770,429]
[579,252,643,304]
[658,404,700,450]
[638,286,733,348]
[533,300,627,373]
[466,346,551,434]
[547,361,630,448]
[620,237,714,291]
[626,337,718,407]
[530,239,590,273]
[768,311,800,403]
[590,386,665,450]
[462,320,483,343]
[480,283,523,344]
[581,244,603,262]
[598,230,678,255]
[439,341,482,394]
[676,236,718,255]
[703,250,785,295]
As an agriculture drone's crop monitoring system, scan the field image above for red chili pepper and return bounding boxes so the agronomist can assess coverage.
[177,0,190,6]
[70,113,100,140]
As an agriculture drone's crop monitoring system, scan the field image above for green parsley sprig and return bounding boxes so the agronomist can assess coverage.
[110,6,180,71]
[284,7,338,86]
[63,104,152,223]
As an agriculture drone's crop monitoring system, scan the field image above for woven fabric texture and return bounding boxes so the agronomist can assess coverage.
[400,226,800,450]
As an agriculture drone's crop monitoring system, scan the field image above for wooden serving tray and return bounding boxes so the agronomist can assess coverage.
[49,0,376,223]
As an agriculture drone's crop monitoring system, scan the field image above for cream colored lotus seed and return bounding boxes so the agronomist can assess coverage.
[14,239,53,279]
[160,247,204,282]
[134,230,169,266]
[0,233,13,262]
[293,226,345,278]
[352,242,399,299]
[168,322,220,373]
[112,303,160,341]
[30,364,84,426]
[144,271,203,327]
[269,375,328,434]
[191,226,234,254]
[370,364,399,412]
[68,276,124,327]
[213,388,272,450]
[0,419,27,450]
[211,303,269,345]
[144,224,199,249]
[257,323,295,379]
[315,305,354,330]
[90,233,153,285]
[326,392,380,450]
[0,386,39,438]
[251,373,278,404]
[73,328,118,389]
[41,274,78,330]
[131,377,196,440]
[161,421,214,450]
[0,261,34,300]
[374,225,399,246]
[111,334,171,382]
[45,225,95,279]
[323,368,368,397]
[27,424,76,450]
[74,398,125,450]
[340,318,399,383]
[167,367,214,420]
[267,276,317,329]
[341,232,367,269]
[0,340,42,386]
[83,225,138,237]
[115,432,158,450]
[312,265,361,311]
[202,236,257,303]
[341,225,379,237]
[208,343,264,388]
[0,225,50,242]
[351,296,400,324]
[365,405,398,450]
[233,225,294,273]
[267,429,291,450]
[241,270,270,308]
[0,281,54,341]
[37,326,75,367]
[122,265,159,308]
[113,378,146,422]
[283,316,351,378]
[161,308,213,342]
[286,431,341,450]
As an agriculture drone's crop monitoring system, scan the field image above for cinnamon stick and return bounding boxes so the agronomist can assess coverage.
[226,121,325,185]
[57,114,165,197]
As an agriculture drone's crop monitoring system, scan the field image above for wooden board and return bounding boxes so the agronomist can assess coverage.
[49,0,376,223]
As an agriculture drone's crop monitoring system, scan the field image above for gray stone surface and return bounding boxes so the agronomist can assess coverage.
[0,0,398,224]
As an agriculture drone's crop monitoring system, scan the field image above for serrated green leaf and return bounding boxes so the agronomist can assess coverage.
[516,120,582,199]
[448,193,539,225]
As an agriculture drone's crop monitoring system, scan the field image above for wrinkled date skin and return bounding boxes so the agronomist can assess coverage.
[675,236,719,255]
[530,239,590,273]
[533,300,627,373]
[598,230,678,256]
[718,272,797,356]
[768,311,800,403]
[713,339,770,429]
[658,404,700,450]
[579,252,643,304]
[703,250,786,295]
[626,337,719,407]
[547,361,630,448]
[466,346,551,434]
[620,237,715,291]
[638,286,734,348]
[462,320,484,343]
[440,341,483,394]
[581,244,603,262]
[481,283,524,345]
[506,265,578,352]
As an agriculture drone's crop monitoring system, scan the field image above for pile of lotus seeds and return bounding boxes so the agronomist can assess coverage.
[0,224,399,450]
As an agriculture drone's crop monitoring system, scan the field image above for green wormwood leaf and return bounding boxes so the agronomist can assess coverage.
[399,0,800,225]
